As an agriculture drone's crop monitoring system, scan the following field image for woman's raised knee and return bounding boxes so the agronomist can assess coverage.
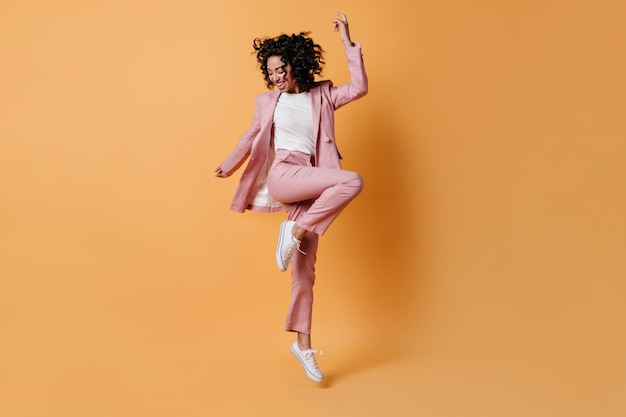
[346,172,364,197]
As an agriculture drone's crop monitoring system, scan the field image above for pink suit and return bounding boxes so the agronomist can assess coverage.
[219,43,368,334]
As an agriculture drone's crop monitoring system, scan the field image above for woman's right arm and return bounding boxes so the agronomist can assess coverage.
[214,99,262,178]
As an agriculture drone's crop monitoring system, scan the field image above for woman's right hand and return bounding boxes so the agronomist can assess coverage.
[215,166,228,178]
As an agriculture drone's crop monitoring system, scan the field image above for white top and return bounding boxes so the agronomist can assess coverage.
[273,91,315,155]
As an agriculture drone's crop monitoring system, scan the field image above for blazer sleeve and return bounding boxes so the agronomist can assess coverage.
[218,97,262,176]
[328,42,369,110]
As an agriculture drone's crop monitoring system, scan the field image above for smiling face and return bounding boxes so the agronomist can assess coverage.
[267,56,300,93]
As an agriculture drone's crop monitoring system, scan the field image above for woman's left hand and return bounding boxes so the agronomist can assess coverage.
[333,12,353,47]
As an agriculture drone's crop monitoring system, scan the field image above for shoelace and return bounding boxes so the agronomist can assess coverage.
[287,237,307,258]
[303,349,323,370]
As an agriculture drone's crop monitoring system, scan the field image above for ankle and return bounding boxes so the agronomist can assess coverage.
[297,342,311,351]
[297,334,311,351]
[292,224,307,241]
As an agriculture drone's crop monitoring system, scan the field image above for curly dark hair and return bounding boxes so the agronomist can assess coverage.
[253,32,325,91]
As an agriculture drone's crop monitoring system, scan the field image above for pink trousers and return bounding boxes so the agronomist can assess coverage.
[267,150,363,334]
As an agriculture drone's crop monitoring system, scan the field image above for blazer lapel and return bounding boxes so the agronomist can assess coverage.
[260,91,280,127]
[310,86,322,141]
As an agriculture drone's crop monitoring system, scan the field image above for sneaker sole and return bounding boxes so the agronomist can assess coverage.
[276,221,289,272]
[290,344,324,383]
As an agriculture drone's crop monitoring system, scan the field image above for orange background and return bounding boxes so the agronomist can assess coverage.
[1,1,625,416]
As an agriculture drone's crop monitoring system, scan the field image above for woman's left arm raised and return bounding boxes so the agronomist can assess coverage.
[333,12,354,48]
[330,13,368,108]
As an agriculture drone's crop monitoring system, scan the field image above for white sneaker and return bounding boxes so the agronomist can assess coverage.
[290,341,324,383]
[276,220,304,272]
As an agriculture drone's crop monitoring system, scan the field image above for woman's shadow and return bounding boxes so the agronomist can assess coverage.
[320,103,426,386]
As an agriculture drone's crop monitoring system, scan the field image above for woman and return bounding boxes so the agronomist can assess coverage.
[215,13,368,383]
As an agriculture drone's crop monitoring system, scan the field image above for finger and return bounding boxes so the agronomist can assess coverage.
[336,12,347,22]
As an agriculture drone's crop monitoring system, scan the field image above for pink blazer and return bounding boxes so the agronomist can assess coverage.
[219,43,368,213]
